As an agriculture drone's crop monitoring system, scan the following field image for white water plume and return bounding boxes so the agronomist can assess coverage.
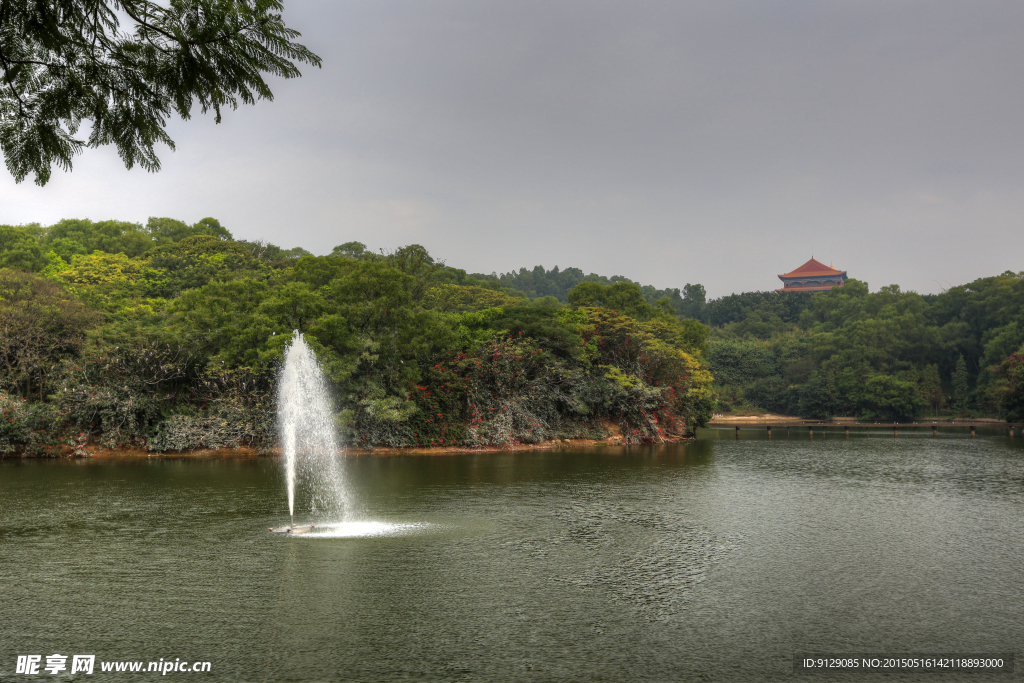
[277,332,351,524]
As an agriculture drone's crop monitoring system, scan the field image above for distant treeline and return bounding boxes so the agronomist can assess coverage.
[472,265,708,320]
[0,218,712,456]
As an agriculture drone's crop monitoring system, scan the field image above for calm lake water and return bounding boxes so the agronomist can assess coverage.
[2,431,1023,682]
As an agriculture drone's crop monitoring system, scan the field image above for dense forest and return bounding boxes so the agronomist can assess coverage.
[0,218,713,455]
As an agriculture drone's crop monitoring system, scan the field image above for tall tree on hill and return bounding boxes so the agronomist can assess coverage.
[952,354,970,413]
[0,0,320,185]
[920,364,943,416]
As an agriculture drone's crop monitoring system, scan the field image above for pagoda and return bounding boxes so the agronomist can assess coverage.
[776,258,847,292]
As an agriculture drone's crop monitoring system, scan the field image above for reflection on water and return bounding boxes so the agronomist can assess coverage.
[301,521,433,539]
[1,436,1023,681]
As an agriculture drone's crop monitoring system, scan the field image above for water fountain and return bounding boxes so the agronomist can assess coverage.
[270,332,350,533]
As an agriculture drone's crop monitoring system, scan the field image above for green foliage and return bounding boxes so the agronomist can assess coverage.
[743,376,792,414]
[45,219,154,258]
[48,251,165,315]
[952,354,970,412]
[422,284,525,312]
[385,244,444,299]
[0,0,321,185]
[706,290,814,331]
[859,373,927,421]
[997,350,1024,422]
[478,264,697,317]
[797,371,837,419]
[148,366,275,452]
[706,340,779,387]
[39,209,1024,451]
[567,308,714,434]
[53,343,198,448]
[146,217,233,243]
[340,303,715,447]
[680,283,707,320]
[920,364,943,416]
[0,392,66,455]
[459,305,582,358]
[704,272,1024,420]
[0,269,99,398]
[166,278,282,367]
[146,235,262,296]
[331,241,377,261]
[567,281,675,322]
[0,225,47,271]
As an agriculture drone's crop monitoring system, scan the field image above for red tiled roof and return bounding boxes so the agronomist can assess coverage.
[778,258,846,279]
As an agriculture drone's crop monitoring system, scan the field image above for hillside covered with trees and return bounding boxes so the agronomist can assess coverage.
[700,277,1024,422]
[2,216,1022,457]
[0,218,713,455]
[468,263,1024,424]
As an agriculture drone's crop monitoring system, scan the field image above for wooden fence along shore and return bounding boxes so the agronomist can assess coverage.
[705,419,1024,439]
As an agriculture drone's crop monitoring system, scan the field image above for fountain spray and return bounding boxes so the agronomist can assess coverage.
[275,332,350,531]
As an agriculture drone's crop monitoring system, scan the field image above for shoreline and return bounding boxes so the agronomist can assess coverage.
[4,432,695,460]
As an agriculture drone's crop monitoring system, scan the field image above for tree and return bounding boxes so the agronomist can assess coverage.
[920,364,943,416]
[681,283,706,320]
[48,250,162,313]
[997,349,1024,422]
[568,280,673,322]
[44,218,153,258]
[145,235,261,295]
[422,284,523,313]
[146,216,232,243]
[1,0,320,185]
[854,373,925,421]
[331,241,374,260]
[952,354,970,412]
[0,269,99,398]
[385,244,443,300]
[0,225,47,271]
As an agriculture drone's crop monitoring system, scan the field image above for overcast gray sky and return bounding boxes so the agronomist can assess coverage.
[3,0,1023,297]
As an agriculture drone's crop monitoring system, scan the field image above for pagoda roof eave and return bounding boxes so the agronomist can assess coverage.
[778,270,847,279]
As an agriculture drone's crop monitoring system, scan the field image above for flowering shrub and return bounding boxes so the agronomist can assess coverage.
[406,363,469,447]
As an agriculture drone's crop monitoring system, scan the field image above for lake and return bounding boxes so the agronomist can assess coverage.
[2,431,1022,681]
